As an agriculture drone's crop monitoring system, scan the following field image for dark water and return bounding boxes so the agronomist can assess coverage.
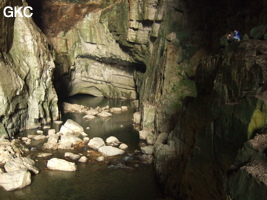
[0,95,161,200]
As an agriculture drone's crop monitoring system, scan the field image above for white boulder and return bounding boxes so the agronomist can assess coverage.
[54,120,63,124]
[119,143,128,150]
[121,106,128,111]
[48,129,56,135]
[106,136,120,146]
[0,146,15,164]
[64,152,80,160]
[88,137,105,150]
[37,153,53,158]
[83,114,95,120]
[98,146,125,156]
[60,119,84,136]
[0,170,31,191]
[43,134,59,150]
[32,135,46,140]
[4,157,39,174]
[47,158,77,171]
[81,132,88,137]
[58,135,83,149]
[36,130,43,134]
[96,156,104,162]
[110,107,122,113]
[83,137,90,142]
[97,111,112,118]
[78,156,87,163]
[86,109,99,115]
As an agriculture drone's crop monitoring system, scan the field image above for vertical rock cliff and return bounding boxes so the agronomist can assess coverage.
[0,1,59,136]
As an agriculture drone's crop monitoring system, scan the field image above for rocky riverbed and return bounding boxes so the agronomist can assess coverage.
[0,98,162,199]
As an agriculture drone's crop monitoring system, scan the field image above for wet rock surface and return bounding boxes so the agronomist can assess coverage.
[225,134,267,199]
[47,158,77,171]
[0,170,31,191]
[162,40,267,199]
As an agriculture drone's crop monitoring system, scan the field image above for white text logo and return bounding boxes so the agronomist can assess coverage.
[3,6,33,18]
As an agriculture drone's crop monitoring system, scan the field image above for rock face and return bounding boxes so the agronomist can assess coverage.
[162,40,267,199]
[0,170,31,191]
[0,1,59,136]
[50,1,137,99]
[225,134,267,199]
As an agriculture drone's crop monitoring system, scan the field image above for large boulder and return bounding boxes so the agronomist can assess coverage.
[58,134,83,149]
[43,134,59,150]
[98,146,125,156]
[0,170,31,191]
[47,158,77,171]
[59,119,84,136]
[88,137,105,150]
[4,157,39,174]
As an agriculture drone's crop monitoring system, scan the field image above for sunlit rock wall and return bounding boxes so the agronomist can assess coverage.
[50,1,137,99]
[0,1,59,136]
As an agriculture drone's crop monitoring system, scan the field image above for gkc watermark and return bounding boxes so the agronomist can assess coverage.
[3,6,33,18]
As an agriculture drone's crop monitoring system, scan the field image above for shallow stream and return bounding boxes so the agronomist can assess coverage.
[0,95,161,200]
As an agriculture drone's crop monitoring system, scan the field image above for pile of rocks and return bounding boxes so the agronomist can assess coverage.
[0,138,38,191]
[63,102,128,121]
[88,136,128,158]
[0,105,161,192]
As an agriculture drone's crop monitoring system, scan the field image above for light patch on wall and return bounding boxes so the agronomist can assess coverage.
[247,100,267,139]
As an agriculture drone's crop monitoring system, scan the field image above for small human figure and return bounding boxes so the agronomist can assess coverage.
[227,30,241,42]
[233,30,241,41]
[227,32,234,42]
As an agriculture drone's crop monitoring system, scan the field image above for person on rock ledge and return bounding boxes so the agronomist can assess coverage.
[227,30,241,42]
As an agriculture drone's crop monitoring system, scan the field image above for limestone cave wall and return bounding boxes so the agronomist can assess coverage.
[0,0,59,137]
